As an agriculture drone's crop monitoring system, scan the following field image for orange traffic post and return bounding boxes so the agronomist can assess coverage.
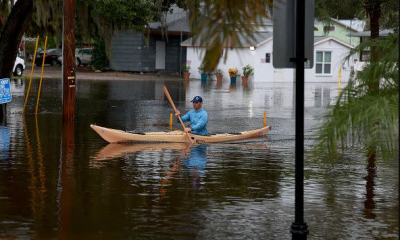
[22,35,39,115]
[263,111,267,128]
[263,111,267,135]
[169,113,173,131]
[35,36,48,115]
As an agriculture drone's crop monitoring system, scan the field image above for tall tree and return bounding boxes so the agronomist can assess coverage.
[0,0,32,79]
[313,33,399,161]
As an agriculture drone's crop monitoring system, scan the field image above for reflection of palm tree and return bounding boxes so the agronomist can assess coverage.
[364,153,377,219]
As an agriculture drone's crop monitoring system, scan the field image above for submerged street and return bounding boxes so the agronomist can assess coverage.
[0,76,398,239]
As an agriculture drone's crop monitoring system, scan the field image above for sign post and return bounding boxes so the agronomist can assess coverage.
[273,0,314,69]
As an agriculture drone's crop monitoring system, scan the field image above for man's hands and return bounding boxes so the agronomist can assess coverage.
[175,111,192,133]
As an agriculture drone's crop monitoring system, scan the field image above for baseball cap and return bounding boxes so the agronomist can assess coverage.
[191,96,203,102]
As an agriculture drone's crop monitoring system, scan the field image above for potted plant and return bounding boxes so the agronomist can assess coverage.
[242,64,254,83]
[198,63,209,81]
[228,68,238,83]
[182,64,191,80]
[215,69,223,82]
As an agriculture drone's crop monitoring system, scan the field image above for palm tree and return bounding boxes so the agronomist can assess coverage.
[312,33,399,161]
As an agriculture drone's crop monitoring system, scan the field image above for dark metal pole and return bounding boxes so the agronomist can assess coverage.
[290,0,309,239]
[62,0,76,121]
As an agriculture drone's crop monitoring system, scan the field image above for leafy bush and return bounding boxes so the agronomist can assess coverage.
[91,38,108,70]
[215,69,223,75]
[242,64,254,77]
[182,64,191,72]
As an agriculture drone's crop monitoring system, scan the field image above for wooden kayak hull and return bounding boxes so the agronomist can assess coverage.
[90,124,271,144]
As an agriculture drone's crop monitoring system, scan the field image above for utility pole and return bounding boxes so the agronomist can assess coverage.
[62,0,76,121]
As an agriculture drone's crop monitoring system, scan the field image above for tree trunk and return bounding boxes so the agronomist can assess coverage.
[364,0,381,195]
[0,0,33,79]
[365,0,381,92]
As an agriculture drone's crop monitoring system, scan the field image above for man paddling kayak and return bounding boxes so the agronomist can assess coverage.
[175,96,209,135]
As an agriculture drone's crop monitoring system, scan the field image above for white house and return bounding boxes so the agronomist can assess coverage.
[181,33,355,83]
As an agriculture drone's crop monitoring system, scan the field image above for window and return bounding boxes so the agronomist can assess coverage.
[316,51,332,74]
[323,25,335,32]
[265,53,271,63]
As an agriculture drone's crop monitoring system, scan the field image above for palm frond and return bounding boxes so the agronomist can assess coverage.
[188,0,272,70]
[312,33,399,162]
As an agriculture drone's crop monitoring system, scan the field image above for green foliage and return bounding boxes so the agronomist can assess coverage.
[312,33,399,162]
[83,0,155,32]
[215,69,223,76]
[91,38,108,70]
[198,63,212,74]
[242,64,254,77]
[181,64,190,72]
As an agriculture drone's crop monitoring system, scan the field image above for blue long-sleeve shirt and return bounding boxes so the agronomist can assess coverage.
[179,108,208,135]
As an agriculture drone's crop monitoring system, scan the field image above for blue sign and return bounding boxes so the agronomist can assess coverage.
[0,78,12,104]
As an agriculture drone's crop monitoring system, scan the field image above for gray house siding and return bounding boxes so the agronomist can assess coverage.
[110,29,188,73]
[110,30,154,71]
[164,36,186,72]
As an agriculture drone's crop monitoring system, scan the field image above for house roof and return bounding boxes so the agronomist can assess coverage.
[181,31,273,47]
[349,29,394,37]
[337,19,365,32]
[149,5,190,33]
[314,36,354,48]
[182,34,353,49]
[314,18,363,32]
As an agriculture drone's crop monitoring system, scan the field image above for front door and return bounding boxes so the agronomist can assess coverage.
[156,41,165,70]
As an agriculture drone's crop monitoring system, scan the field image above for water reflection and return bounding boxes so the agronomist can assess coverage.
[92,143,189,162]
[364,153,377,219]
[58,121,75,239]
[0,125,10,159]
[229,82,236,91]
[181,145,207,189]
[23,116,47,223]
[0,78,397,239]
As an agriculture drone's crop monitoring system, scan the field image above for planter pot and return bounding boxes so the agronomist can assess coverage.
[230,76,236,84]
[201,73,208,81]
[216,75,223,82]
[242,76,248,85]
[183,72,190,80]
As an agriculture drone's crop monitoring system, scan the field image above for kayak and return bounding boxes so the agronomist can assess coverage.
[90,124,271,144]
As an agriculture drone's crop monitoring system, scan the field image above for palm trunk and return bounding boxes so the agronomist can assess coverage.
[365,0,381,92]
[364,1,381,210]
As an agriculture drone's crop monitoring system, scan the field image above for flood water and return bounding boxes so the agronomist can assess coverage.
[0,77,398,239]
